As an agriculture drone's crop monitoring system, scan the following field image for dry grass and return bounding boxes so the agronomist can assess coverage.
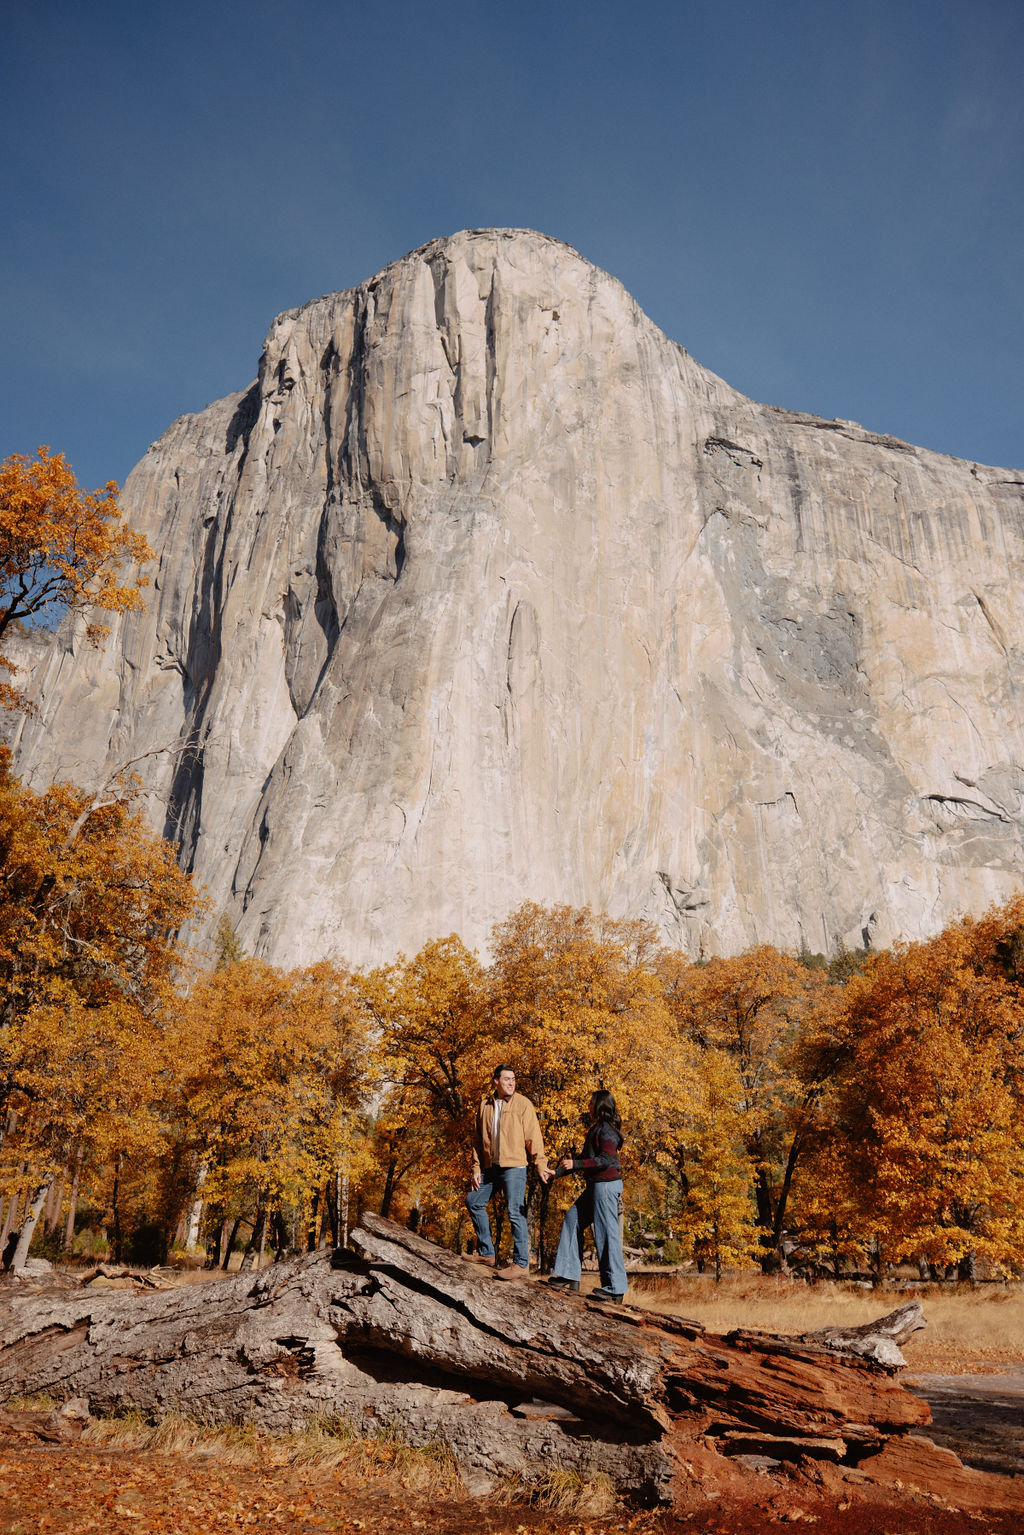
[493,1466,617,1516]
[81,1414,620,1513]
[3,1392,58,1411]
[3,1401,619,1515]
[71,1409,462,1493]
[627,1273,1024,1373]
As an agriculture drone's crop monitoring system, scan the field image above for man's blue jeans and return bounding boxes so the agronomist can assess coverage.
[466,1164,529,1268]
[553,1178,628,1294]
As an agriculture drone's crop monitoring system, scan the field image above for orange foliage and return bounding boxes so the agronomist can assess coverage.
[488,903,685,1148]
[795,901,1024,1275]
[4,861,1023,1281]
[360,936,490,1225]
[0,749,199,1022]
[485,905,692,1263]
[0,750,203,1263]
[0,446,150,637]
[665,946,835,1262]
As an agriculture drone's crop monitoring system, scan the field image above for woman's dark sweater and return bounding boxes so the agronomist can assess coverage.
[556,1121,623,1183]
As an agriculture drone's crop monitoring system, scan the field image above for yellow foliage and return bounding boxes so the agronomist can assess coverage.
[671,1048,760,1277]
[359,935,490,1220]
[166,959,375,1237]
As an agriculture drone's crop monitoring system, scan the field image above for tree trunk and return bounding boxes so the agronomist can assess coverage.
[206,1213,227,1270]
[221,1216,243,1271]
[0,1169,25,1250]
[184,1161,208,1252]
[44,1178,61,1235]
[957,1249,978,1284]
[770,1128,804,1251]
[62,1151,82,1257]
[251,1203,270,1264]
[272,1208,289,1261]
[218,1209,239,1270]
[379,1156,398,1218]
[323,1173,337,1248]
[110,1156,123,1265]
[0,1213,944,1506]
[0,1192,19,1254]
[7,1173,54,1271]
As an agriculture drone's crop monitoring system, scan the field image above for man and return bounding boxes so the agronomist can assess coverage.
[465,1064,551,1279]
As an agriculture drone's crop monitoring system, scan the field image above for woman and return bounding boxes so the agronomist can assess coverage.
[546,1088,628,1302]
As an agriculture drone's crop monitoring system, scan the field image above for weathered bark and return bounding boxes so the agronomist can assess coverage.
[729,1299,927,1372]
[0,1214,937,1502]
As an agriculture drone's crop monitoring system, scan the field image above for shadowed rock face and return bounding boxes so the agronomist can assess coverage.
[9,228,1024,966]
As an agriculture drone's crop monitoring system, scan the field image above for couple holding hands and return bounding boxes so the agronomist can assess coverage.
[463,1064,629,1302]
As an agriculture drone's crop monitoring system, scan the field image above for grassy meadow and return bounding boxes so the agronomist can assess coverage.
[625,1271,1024,1373]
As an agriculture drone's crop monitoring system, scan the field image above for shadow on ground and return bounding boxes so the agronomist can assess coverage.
[907,1366,1024,1478]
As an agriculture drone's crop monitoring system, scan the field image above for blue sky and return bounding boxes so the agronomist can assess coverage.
[3,0,1021,494]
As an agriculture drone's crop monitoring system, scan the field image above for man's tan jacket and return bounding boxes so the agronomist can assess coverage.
[471,1092,550,1178]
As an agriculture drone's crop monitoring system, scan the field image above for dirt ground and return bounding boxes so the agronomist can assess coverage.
[0,1428,1020,1535]
[905,1365,1024,1479]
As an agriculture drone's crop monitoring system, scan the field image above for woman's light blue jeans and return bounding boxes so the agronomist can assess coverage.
[466,1164,530,1267]
[553,1179,628,1294]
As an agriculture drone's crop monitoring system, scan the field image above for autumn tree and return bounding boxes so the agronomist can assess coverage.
[7,996,170,1265]
[0,447,150,708]
[674,1048,759,1278]
[213,915,246,970]
[0,751,202,1267]
[360,936,491,1227]
[797,905,1024,1279]
[665,945,834,1266]
[165,958,374,1268]
[487,904,692,1266]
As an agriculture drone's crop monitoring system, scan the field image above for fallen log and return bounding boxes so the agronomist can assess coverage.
[0,1214,949,1503]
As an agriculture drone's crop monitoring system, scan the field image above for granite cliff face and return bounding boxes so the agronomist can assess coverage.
[10,229,1024,965]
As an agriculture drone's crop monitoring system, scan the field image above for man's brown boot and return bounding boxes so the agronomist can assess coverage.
[461,1251,494,1266]
[493,1263,530,1281]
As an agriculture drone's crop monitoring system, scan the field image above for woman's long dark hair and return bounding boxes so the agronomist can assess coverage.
[589,1089,621,1131]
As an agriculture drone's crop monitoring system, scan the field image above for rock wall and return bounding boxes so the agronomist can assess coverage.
[9,228,1024,966]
